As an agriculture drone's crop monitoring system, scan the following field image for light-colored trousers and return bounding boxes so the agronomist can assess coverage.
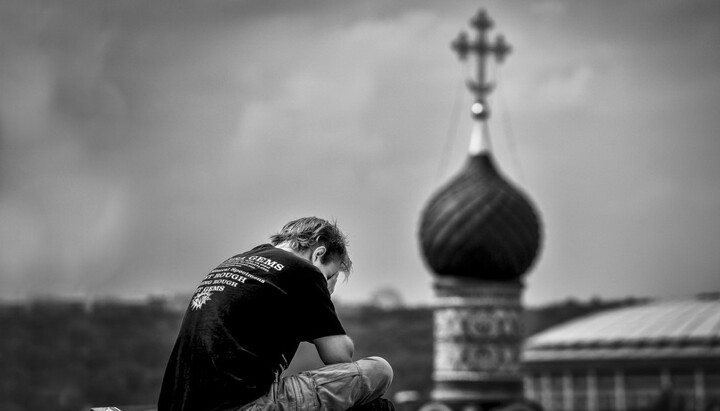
[239,356,393,411]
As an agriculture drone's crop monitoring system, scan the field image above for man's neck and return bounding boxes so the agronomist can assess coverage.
[274,242,311,260]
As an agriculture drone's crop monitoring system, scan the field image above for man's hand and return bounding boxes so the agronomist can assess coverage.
[326,272,340,294]
[313,334,354,365]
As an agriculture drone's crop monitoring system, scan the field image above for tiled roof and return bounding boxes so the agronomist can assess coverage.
[523,296,720,362]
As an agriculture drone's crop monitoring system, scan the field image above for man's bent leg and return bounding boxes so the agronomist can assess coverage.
[351,357,393,405]
[239,357,392,411]
[310,356,393,410]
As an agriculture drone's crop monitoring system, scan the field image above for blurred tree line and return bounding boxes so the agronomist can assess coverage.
[1,299,181,411]
[1,295,642,411]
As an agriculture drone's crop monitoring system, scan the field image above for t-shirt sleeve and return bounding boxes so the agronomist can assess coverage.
[294,269,346,342]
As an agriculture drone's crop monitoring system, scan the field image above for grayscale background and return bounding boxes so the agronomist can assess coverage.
[1,0,719,306]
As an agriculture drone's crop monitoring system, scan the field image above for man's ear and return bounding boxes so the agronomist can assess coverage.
[312,246,326,263]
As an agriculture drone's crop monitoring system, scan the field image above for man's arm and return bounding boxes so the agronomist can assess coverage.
[313,334,354,365]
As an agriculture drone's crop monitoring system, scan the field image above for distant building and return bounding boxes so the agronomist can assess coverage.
[417,9,543,411]
[523,295,720,411]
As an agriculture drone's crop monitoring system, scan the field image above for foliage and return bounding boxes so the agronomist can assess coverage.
[1,300,181,411]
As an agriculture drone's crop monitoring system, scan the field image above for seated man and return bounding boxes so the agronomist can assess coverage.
[158,217,393,411]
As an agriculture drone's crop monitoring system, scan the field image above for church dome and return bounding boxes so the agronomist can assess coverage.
[419,151,541,281]
[522,295,720,411]
[523,295,720,362]
[419,8,542,282]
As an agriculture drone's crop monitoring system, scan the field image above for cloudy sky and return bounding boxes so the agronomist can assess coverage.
[1,0,719,306]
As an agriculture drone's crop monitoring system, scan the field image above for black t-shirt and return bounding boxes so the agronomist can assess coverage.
[158,244,346,411]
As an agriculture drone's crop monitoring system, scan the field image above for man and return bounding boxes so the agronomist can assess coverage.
[158,217,393,411]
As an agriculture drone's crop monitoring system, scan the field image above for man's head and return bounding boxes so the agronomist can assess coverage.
[270,217,352,279]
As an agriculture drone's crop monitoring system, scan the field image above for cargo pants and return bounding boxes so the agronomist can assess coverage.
[238,356,393,411]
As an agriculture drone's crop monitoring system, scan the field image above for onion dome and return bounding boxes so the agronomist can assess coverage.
[419,144,541,281]
[418,9,542,282]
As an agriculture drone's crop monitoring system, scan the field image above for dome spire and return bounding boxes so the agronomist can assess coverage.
[420,8,540,283]
[452,9,511,154]
[418,10,542,409]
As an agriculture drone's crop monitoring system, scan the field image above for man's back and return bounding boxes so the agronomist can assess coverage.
[158,244,344,411]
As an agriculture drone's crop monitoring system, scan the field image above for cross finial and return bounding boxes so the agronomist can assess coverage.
[452,9,511,120]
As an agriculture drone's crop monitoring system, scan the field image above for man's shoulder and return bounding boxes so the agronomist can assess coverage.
[255,245,320,269]
[230,245,321,281]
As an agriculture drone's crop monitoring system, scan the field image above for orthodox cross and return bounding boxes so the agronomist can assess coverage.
[452,9,511,120]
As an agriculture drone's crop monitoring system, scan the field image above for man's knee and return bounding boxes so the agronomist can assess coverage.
[357,356,393,394]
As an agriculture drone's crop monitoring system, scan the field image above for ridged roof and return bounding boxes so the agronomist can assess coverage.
[419,153,542,281]
[524,296,720,362]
